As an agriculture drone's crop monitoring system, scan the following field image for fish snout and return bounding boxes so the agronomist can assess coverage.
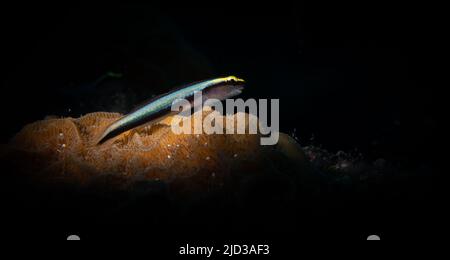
[225,76,245,87]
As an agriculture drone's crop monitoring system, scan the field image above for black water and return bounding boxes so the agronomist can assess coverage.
[0,2,444,245]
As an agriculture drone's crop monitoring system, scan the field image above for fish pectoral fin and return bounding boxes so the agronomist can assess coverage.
[158,112,179,126]
[133,111,177,133]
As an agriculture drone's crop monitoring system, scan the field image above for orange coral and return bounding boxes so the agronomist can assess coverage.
[4,108,306,194]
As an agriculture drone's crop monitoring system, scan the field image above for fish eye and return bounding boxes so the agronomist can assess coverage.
[227,76,237,83]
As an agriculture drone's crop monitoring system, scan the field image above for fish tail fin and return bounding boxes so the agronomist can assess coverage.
[93,127,111,145]
[94,120,121,145]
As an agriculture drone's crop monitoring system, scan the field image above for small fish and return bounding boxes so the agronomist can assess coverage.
[96,76,245,145]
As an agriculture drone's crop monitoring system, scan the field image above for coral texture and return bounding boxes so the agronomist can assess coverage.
[4,108,306,194]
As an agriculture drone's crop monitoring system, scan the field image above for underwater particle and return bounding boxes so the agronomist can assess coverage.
[233,153,238,158]
[339,160,350,169]
[206,156,210,160]
[167,144,171,147]
[204,142,208,146]
[167,155,171,159]
[373,158,386,169]
[61,144,66,148]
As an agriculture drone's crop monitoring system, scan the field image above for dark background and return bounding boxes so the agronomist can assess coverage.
[0,2,445,244]
[1,2,441,162]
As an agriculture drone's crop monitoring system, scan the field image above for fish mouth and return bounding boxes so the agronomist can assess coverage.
[224,76,245,87]
[213,76,245,90]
